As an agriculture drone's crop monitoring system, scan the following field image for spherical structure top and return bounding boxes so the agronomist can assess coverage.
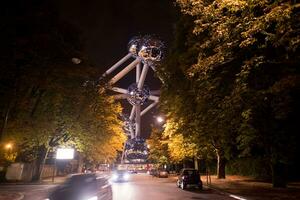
[127,83,150,105]
[128,36,143,57]
[128,35,164,65]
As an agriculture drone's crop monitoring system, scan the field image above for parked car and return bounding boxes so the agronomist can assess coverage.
[147,169,157,176]
[176,168,202,190]
[47,173,112,200]
[157,169,168,178]
[128,169,138,174]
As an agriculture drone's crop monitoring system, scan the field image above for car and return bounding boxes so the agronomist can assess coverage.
[176,168,203,190]
[157,170,168,178]
[46,173,112,200]
[111,170,130,182]
[128,169,138,174]
[147,169,157,176]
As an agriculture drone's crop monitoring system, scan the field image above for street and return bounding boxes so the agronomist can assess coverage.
[0,173,236,200]
[111,174,233,200]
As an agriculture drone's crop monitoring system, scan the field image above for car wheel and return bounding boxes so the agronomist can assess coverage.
[176,180,180,188]
[198,185,203,190]
[180,182,186,190]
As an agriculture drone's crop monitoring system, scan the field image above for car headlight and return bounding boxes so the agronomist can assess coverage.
[112,173,118,180]
[123,173,130,180]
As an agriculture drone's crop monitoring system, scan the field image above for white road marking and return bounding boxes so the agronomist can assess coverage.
[229,194,247,200]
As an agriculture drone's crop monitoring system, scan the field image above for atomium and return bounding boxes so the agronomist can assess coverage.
[123,119,135,136]
[128,35,164,65]
[127,83,150,105]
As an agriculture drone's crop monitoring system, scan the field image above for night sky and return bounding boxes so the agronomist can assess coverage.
[55,0,178,138]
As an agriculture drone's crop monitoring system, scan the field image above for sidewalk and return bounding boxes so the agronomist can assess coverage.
[205,175,300,200]
[0,192,23,200]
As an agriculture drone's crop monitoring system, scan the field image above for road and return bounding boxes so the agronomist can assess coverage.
[111,173,234,200]
[0,173,237,200]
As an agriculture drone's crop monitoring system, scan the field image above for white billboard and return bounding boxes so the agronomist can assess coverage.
[56,148,74,160]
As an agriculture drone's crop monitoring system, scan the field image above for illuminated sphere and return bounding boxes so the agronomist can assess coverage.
[128,35,164,65]
[127,83,150,105]
[128,36,143,57]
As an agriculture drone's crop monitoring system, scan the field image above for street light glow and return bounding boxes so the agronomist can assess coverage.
[5,143,12,150]
[157,116,164,123]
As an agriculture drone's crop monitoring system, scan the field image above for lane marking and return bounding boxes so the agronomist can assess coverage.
[16,192,25,200]
[229,194,247,200]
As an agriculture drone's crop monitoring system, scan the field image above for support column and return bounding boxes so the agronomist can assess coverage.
[109,58,141,85]
[135,105,141,138]
[137,64,149,89]
[136,63,141,83]
[103,53,132,77]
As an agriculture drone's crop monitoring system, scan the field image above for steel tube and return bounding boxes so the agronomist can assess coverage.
[137,64,149,89]
[109,58,141,85]
[103,53,132,76]
[141,101,158,116]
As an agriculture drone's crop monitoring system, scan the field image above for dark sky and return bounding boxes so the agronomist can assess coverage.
[55,0,178,138]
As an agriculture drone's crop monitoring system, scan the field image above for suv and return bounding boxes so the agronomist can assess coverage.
[176,168,202,190]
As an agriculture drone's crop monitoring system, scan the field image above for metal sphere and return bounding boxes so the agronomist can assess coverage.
[127,83,150,105]
[128,35,164,65]
[128,36,143,57]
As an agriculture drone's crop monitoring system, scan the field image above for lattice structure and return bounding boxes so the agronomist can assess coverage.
[102,36,164,139]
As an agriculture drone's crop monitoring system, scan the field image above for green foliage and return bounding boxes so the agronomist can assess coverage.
[0,0,126,165]
[156,0,300,183]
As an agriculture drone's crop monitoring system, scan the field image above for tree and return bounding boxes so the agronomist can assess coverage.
[147,127,169,166]
[158,0,299,186]
[1,0,126,180]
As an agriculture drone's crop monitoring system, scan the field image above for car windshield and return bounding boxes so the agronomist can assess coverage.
[183,170,198,176]
[115,170,127,174]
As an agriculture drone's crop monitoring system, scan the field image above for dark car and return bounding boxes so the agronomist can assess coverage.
[128,169,138,174]
[47,173,112,200]
[157,169,168,178]
[176,168,202,190]
[111,170,130,182]
[147,169,157,176]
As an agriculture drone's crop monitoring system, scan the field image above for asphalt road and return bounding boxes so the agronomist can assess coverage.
[111,174,234,200]
[0,173,237,200]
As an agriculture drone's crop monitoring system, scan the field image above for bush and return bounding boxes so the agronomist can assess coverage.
[226,157,271,180]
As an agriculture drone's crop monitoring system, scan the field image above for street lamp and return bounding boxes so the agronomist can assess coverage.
[156,116,164,123]
[5,143,12,150]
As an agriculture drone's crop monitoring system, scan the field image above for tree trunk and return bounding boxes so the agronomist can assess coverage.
[216,149,226,179]
[77,153,84,173]
[31,146,48,182]
[271,161,287,188]
[0,103,11,140]
[39,147,50,181]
